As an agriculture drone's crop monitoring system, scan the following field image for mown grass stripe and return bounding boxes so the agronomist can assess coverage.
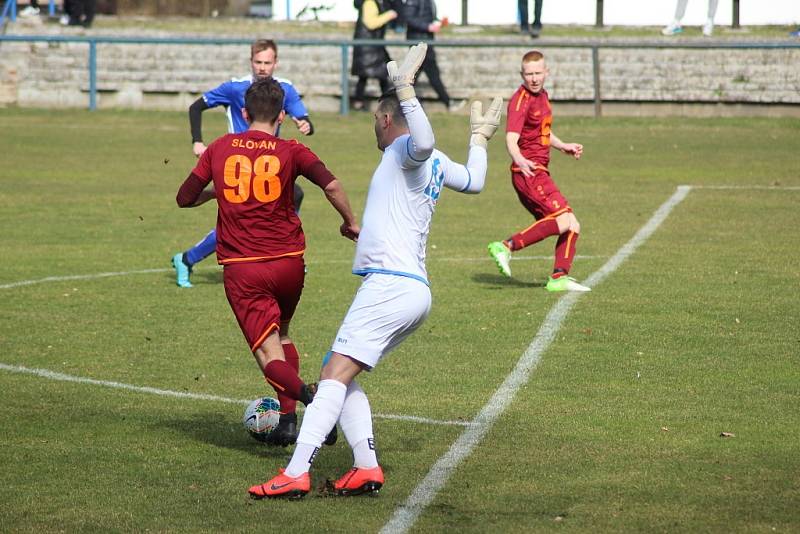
[0,256,606,290]
[380,186,692,534]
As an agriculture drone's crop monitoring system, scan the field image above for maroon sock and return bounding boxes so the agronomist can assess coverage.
[263,359,304,407]
[278,343,300,414]
[553,231,579,275]
[509,218,560,251]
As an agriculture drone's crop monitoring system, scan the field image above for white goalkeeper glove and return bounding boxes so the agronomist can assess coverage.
[387,42,428,102]
[469,97,503,148]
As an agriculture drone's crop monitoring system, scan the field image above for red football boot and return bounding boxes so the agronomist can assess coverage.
[333,466,384,497]
[248,469,310,500]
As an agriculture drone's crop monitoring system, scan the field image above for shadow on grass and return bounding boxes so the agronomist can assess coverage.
[471,272,543,288]
[193,270,224,286]
[162,269,224,288]
[157,411,290,458]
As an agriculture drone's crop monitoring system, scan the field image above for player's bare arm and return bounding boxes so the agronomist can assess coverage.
[292,117,312,135]
[323,180,360,241]
[386,42,435,165]
[506,131,536,176]
[192,142,208,158]
[550,132,583,160]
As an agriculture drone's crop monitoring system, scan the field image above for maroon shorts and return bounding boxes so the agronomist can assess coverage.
[223,256,305,352]
[511,167,571,220]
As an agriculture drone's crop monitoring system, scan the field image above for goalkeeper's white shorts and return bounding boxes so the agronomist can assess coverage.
[330,273,431,369]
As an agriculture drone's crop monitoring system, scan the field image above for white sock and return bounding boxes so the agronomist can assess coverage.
[339,380,378,468]
[351,438,378,469]
[285,379,347,477]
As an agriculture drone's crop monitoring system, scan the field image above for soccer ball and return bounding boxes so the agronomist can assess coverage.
[243,397,281,440]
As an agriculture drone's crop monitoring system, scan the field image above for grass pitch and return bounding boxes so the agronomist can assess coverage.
[1,108,799,532]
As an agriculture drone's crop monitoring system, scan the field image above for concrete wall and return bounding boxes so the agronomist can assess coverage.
[2,28,799,115]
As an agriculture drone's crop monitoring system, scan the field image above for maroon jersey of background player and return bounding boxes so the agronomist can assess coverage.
[178,130,335,264]
[506,85,553,170]
[486,49,590,293]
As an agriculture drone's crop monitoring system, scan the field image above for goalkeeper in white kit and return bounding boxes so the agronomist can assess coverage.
[247,43,504,500]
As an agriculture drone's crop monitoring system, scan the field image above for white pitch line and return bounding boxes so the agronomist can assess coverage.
[380,186,693,534]
[0,268,172,290]
[0,362,250,404]
[0,256,605,290]
[690,185,800,190]
[0,362,470,428]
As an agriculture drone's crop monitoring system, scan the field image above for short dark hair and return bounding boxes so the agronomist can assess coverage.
[245,78,285,124]
[377,91,407,128]
[251,39,277,59]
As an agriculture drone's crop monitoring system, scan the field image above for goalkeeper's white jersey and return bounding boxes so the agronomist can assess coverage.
[351,105,487,286]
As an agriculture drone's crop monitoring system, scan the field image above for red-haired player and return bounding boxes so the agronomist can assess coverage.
[488,50,591,292]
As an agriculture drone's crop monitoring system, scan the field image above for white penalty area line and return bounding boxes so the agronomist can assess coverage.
[0,362,471,428]
[380,185,693,534]
[690,185,800,190]
[0,268,170,290]
[0,256,605,290]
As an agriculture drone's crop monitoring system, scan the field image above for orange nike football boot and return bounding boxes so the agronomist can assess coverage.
[248,469,310,500]
[333,466,384,496]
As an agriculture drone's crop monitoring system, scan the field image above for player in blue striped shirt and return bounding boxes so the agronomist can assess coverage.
[172,39,314,288]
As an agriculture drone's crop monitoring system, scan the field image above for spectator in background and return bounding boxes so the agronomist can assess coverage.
[351,0,398,111]
[662,0,718,37]
[59,0,96,27]
[59,0,71,24]
[396,0,463,112]
[790,28,800,37]
[19,0,40,17]
[518,0,544,38]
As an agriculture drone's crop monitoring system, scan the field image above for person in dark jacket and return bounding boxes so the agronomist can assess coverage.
[396,0,460,111]
[352,0,398,111]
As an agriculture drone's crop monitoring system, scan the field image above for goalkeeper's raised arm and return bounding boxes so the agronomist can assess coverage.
[442,97,504,195]
[387,42,434,167]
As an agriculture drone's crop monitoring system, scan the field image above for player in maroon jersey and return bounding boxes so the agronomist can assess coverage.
[487,50,591,292]
[176,78,360,445]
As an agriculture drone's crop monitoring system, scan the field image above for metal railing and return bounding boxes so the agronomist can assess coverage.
[1,34,798,116]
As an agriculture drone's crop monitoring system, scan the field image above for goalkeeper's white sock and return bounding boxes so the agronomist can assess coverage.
[339,380,378,468]
[285,379,346,477]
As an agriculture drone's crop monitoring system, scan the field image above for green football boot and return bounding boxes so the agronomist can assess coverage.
[546,275,591,292]
[487,241,512,277]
